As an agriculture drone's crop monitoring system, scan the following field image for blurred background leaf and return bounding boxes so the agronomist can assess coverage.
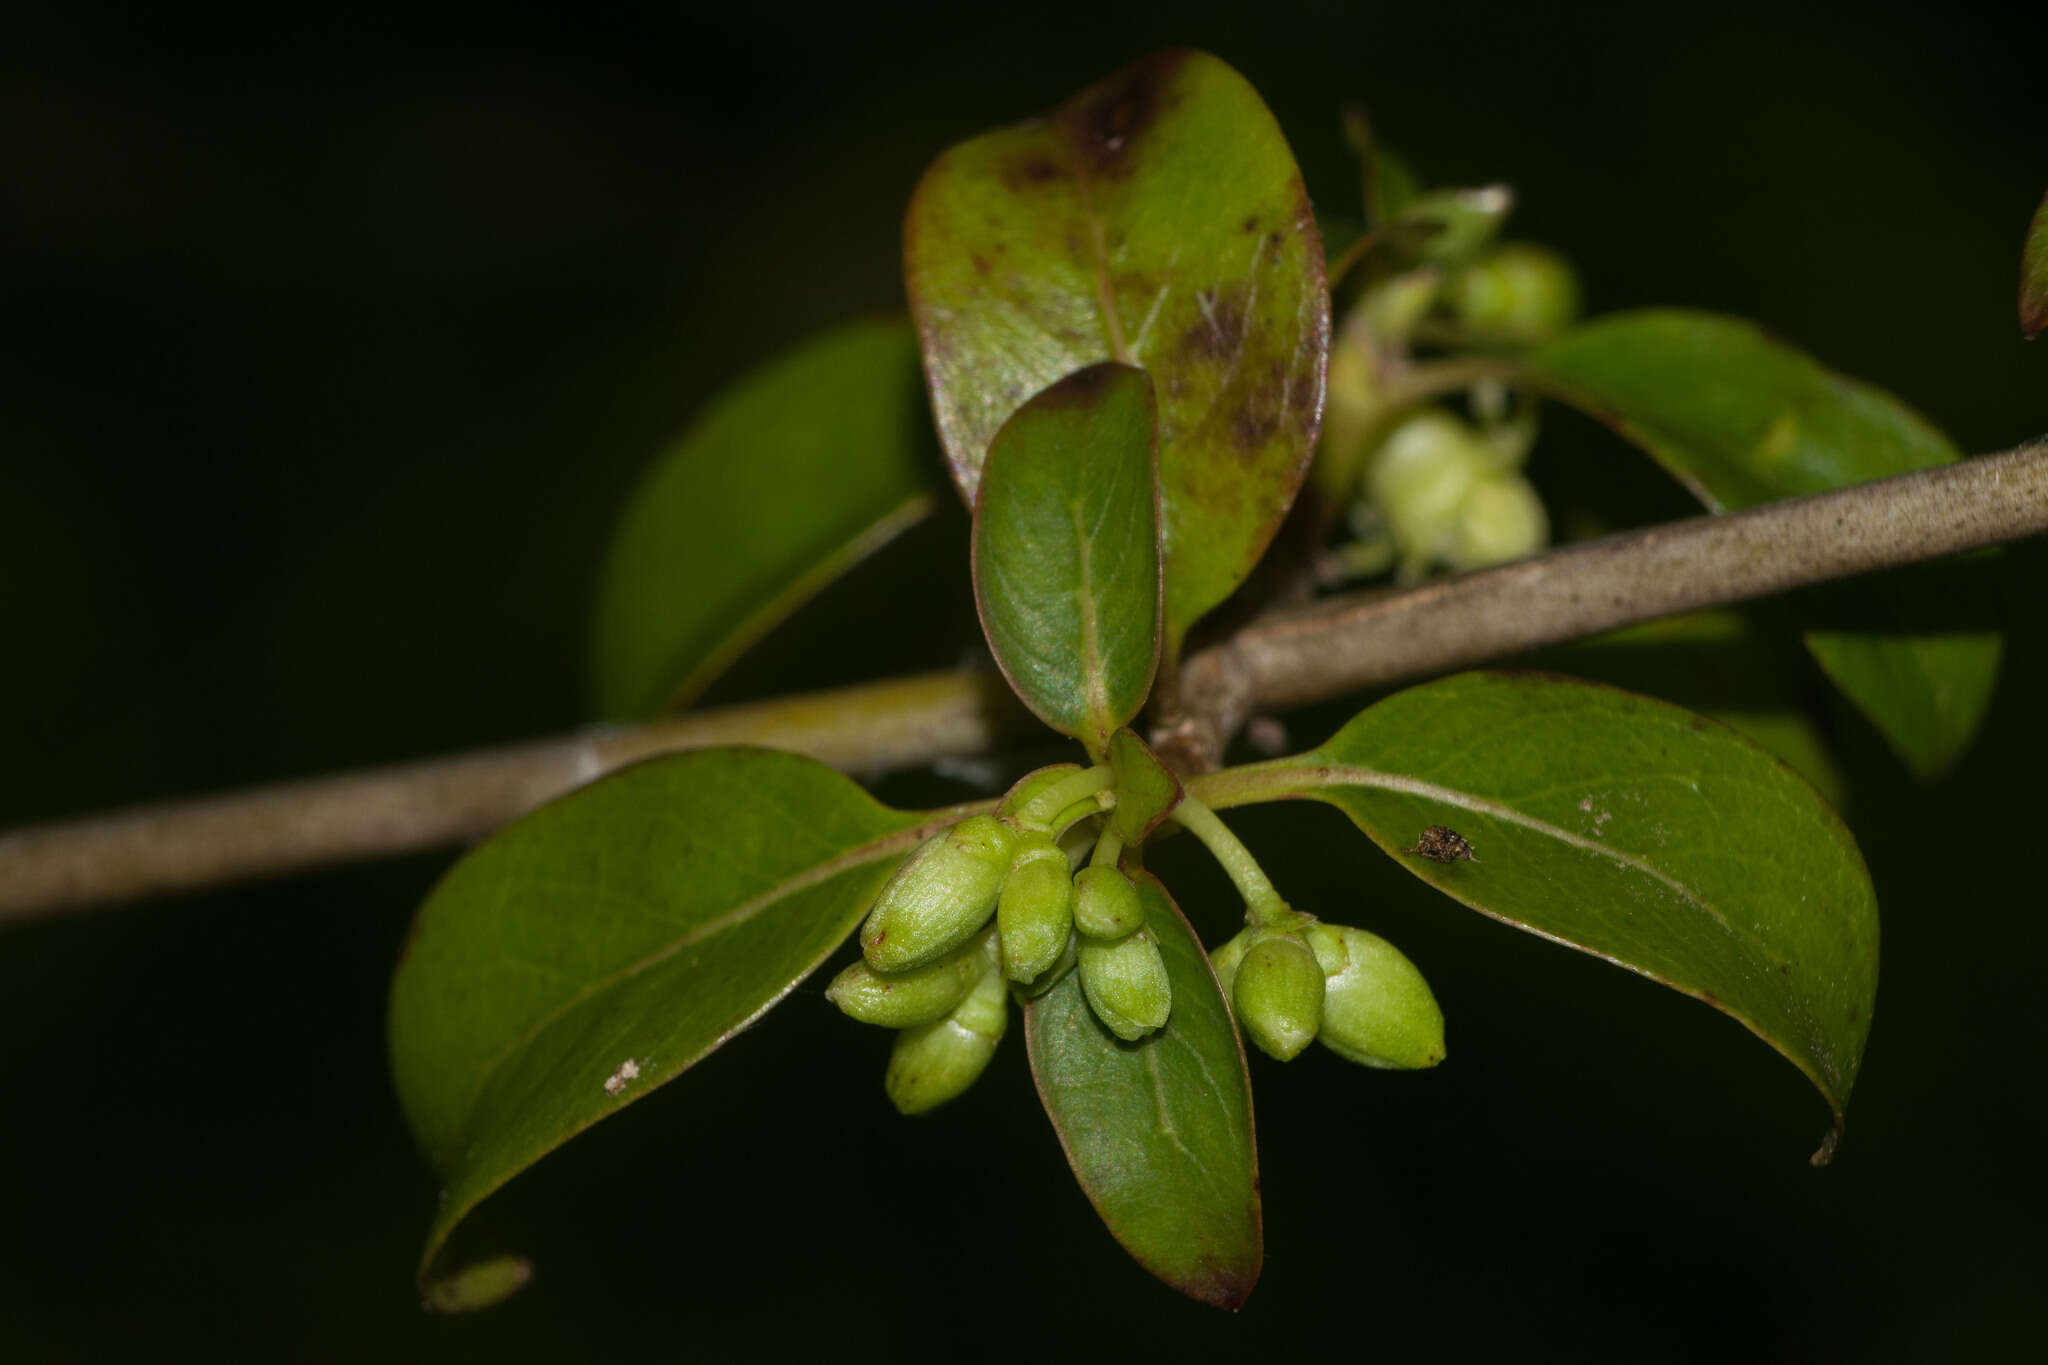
[589,319,939,719]
[1527,309,2002,776]
[2022,188,2047,338]
[3,1,2044,1358]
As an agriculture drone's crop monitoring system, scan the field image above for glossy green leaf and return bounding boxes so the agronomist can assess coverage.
[388,747,932,1302]
[1025,870,1261,1307]
[1197,672,1877,1155]
[2022,187,2048,339]
[906,49,1330,657]
[972,364,1161,757]
[590,320,940,718]
[1109,726,1182,843]
[1533,611,1848,808]
[1526,308,1999,776]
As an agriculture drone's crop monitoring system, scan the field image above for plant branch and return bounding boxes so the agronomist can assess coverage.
[4,440,2044,923]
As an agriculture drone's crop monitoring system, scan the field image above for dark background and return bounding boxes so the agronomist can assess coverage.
[4,2,2044,1359]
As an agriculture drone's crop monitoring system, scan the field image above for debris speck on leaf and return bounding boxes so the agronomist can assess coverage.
[603,1058,641,1097]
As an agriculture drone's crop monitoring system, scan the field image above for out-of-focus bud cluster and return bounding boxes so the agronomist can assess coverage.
[1441,242,1578,345]
[1358,403,1548,579]
[1211,916,1444,1069]
[833,763,1177,1112]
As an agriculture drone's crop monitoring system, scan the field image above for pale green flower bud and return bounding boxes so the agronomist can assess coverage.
[1072,865,1144,939]
[1403,185,1512,268]
[997,837,1075,984]
[884,953,1009,1115]
[1366,408,1490,572]
[1302,922,1349,975]
[860,815,1017,973]
[1442,242,1579,342]
[1017,934,1078,999]
[1078,928,1172,1041]
[1448,473,1548,571]
[1232,933,1326,1061]
[998,763,1085,832]
[1209,929,1253,998]
[827,926,992,1029]
[1315,925,1446,1070]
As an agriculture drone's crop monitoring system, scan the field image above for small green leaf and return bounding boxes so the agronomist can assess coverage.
[906,49,1330,658]
[1108,727,1182,843]
[1340,106,1419,229]
[590,320,940,718]
[1196,672,1878,1155]
[972,365,1161,756]
[2022,188,2048,339]
[1024,871,1261,1307]
[1526,309,1999,775]
[388,748,932,1299]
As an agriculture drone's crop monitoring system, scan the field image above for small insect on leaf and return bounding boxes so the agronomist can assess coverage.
[1406,826,1475,863]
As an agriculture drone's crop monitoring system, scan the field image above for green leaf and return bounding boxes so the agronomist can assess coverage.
[1196,672,1877,1156]
[388,747,932,1302]
[906,49,1330,658]
[1526,308,1999,776]
[972,364,1161,757]
[1109,726,1182,843]
[1532,611,1848,809]
[1024,870,1261,1307]
[2022,188,2048,339]
[590,320,940,718]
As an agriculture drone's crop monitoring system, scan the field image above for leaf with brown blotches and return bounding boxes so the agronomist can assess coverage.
[906,50,1329,663]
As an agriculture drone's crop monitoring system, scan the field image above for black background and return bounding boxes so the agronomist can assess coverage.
[4,2,2044,1359]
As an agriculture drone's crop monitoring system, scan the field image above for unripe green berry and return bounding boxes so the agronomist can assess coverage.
[1442,241,1579,342]
[1078,929,1172,1041]
[827,926,992,1029]
[884,955,1009,1115]
[1448,472,1548,571]
[997,837,1075,984]
[1072,865,1143,939]
[1315,925,1446,1070]
[860,815,1017,973]
[1232,933,1326,1061]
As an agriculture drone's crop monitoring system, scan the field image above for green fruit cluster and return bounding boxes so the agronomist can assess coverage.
[832,764,1176,1112]
[1211,916,1444,1069]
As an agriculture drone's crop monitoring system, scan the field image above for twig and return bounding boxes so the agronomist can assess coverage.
[3,441,2044,922]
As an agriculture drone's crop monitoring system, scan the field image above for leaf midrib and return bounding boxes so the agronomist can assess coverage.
[1214,760,1762,951]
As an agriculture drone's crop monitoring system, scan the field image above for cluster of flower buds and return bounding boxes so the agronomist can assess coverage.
[1440,241,1578,344]
[1210,909,1444,1069]
[830,763,1173,1112]
[1358,403,1548,579]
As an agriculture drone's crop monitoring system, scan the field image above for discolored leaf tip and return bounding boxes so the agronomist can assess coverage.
[1810,1123,1843,1169]
[422,1254,534,1314]
[1192,1268,1260,1311]
[1065,48,1197,180]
